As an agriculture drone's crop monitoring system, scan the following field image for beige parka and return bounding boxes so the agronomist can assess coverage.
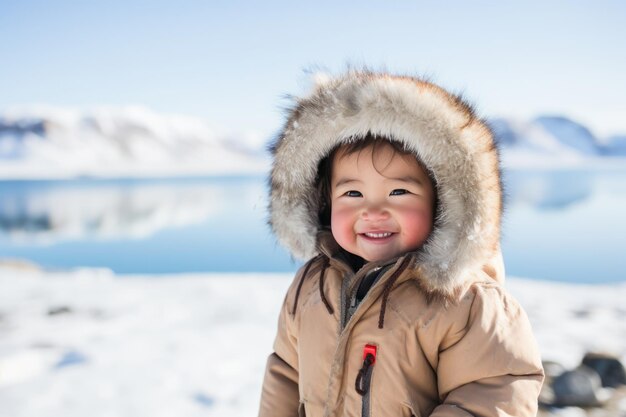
[260,71,544,417]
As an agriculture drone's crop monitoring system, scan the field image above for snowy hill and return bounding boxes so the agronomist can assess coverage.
[1,106,625,179]
[604,135,626,156]
[533,116,601,155]
[489,116,626,169]
[0,106,270,179]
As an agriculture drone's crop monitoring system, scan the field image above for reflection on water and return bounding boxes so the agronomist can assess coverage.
[0,170,625,281]
[0,178,296,273]
[501,169,626,283]
[504,169,594,210]
[0,181,223,242]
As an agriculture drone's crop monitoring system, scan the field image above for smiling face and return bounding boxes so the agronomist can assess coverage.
[330,143,435,262]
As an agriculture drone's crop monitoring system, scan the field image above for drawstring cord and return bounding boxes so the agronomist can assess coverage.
[292,254,410,329]
[318,257,334,314]
[378,256,411,329]
[291,255,321,315]
[292,254,334,315]
[355,353,375,395]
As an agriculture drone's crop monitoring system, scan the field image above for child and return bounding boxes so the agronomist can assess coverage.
[259,71,544,417]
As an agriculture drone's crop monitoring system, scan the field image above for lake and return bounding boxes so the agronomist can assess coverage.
[0,169,625,283]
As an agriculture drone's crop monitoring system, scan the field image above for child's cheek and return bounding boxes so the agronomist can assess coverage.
[330,205,357,249]
[401,209,433,248]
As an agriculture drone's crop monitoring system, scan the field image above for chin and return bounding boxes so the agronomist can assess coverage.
[362,252,396,263]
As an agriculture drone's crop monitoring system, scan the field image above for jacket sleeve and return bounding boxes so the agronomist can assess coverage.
[258,270,304,417]
[429,284,545,417]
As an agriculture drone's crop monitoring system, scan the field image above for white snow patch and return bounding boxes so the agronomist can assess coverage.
[0,267,624,416]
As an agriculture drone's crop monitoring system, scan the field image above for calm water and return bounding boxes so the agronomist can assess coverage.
[0,170,625,283]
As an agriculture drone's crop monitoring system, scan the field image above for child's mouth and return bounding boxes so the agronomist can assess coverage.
[363,232,392,238]
[359,232,395,242]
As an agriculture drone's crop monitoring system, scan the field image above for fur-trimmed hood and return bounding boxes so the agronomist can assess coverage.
[268,70,505,296]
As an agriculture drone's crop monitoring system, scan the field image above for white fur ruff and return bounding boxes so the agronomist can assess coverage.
[269,71,503,296]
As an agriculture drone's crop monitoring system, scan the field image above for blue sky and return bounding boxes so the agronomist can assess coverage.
[1,1,625,139]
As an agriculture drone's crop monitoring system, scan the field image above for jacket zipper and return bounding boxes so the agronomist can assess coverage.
[335,259,401,416]
[355,344,377,417]
[346,266,381,323]
[340,262,393,330]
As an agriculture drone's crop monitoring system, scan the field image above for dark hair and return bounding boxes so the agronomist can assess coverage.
[315,132,437,227]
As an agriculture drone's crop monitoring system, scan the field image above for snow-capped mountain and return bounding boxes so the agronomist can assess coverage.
[0,106,269,179]
[532,116,601,155]
[489,115,626,168]
[1,106,624,179]
[604,135,626,156]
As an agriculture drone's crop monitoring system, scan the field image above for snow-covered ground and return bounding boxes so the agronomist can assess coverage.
[0,265,625,417]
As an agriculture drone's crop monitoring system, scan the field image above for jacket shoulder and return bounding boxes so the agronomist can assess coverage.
[438,281,541,359]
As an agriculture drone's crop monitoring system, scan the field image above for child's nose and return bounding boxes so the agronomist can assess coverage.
[361,203,390,221]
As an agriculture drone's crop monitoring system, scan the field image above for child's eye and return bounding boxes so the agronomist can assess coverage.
[345,190,362,197]
[390,189,409,196]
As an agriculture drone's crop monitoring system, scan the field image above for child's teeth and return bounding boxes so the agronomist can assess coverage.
[365,232,391,238]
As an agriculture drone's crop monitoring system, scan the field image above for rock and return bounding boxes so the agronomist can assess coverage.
[47,306,73,316]
[539,385,626,417]
[582,353,626,388]
[543,360,567,379]
[540,360,567,406]
[552,365,611,407]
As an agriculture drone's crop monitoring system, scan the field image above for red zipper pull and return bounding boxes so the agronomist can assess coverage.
[363,344,377,364]
[356,344,378,395]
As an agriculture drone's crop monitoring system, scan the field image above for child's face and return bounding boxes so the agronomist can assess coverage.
[330,143,434,262]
